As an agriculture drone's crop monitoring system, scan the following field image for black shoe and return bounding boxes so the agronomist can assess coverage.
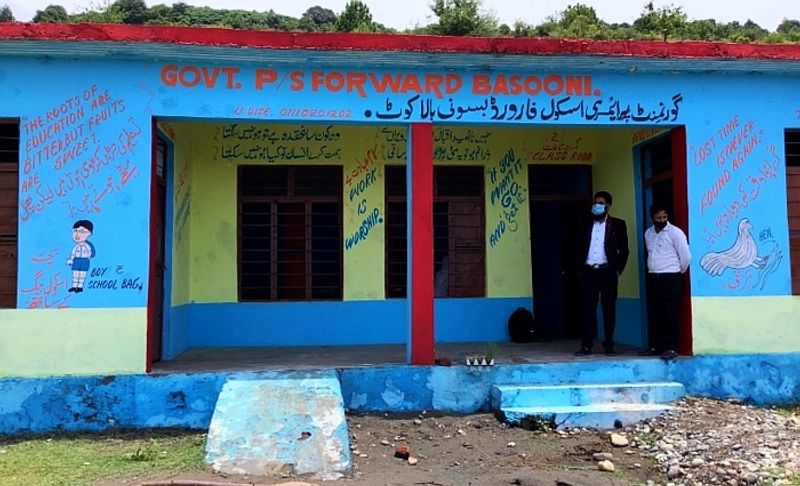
[660,349,678,360]
[603,347,617,356]
[638,347,659,356]
[575,346,592,356]
[68,287,76,293]
[75,287,84,293]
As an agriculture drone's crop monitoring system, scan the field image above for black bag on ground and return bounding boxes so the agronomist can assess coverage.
[508,307,538,343]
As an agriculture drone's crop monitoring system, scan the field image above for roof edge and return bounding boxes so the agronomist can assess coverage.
[1,22,800,61]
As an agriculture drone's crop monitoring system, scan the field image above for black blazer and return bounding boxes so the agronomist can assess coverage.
[576,216,630,275]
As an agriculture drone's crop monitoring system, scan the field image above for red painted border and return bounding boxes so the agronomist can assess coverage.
[145,119,157,373]
[410,123,434,365]
[1,23,800,61]
[671,126,693,356]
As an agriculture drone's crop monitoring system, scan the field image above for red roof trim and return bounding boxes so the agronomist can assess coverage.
[2,22,800,61]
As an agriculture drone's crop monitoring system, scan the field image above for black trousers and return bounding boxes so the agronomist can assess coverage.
[646,272,683,352]
[579,266,618,349]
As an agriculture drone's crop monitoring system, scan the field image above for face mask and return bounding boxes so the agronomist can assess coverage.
[654,221,668,230]
[591,203,606,216]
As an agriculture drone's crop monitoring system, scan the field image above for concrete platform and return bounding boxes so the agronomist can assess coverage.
[152,340,643,373]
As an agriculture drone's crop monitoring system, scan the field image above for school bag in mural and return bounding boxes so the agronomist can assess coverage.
[508,307,538,343]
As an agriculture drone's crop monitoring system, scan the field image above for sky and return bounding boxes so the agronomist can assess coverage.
[5,0,799,31]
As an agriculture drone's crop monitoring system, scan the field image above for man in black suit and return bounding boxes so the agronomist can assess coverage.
[575,191,629,356]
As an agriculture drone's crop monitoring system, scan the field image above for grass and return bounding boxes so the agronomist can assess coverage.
[775,406,800,417]
[0,429,207,486]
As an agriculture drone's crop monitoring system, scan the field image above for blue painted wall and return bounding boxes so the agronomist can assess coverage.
[1,354,798,435]
[2,52,799,367]
[6,57,797,309]
[169,297,530,351]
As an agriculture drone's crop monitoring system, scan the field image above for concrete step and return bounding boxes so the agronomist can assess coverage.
[501,402,676,430]
[205,371,351,480]
[492,381,685,409]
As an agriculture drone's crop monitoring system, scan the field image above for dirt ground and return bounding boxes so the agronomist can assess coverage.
[110,412,659,486]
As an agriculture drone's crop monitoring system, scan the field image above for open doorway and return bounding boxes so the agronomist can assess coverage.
[147,134,168,371]
[529,165,592,339]
[638,127,692,355]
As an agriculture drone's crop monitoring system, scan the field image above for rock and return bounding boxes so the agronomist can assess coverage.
[611,433,629,447]
[507,442,516,447]
[691,458,705,467]
[593,452,614,461]
[394,444,410,460]
[667,465,682,479]
[380,439,390,446]
[742,472,758,484]
[407,457,418,466]
[660,443,675,452]
[413,419,422,425]
[598,460,615,472]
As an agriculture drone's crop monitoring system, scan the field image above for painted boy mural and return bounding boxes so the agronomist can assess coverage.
[67,219,95,293]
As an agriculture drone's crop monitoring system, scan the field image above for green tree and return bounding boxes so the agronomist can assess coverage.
[511,20,538,37]
[683,19,720,41]
[555,3,608,38]
[0,4,13,21]
[634,2,687,41]
[732,20,769,43]
[430,0,498,36]
[776,18,800,42]
[32,4,69,23]
[301,6,337,31]
[110,0,148,24]
[334,0,375,32]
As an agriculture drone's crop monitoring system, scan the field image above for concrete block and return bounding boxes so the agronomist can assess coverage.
[502,403,675,429]
[205,371,351,480]
[492,381,685,409]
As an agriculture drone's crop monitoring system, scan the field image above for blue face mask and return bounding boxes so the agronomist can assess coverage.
[591,203,607,216]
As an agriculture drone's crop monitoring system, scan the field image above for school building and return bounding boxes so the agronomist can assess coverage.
[1,23,800,382]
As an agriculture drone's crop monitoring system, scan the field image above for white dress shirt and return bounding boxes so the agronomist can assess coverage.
[586,218,608,265]
[645,222,691,273]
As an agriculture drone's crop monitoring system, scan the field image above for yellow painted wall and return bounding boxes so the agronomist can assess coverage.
[180,123,389,302]
[0,308,146,377]
[693,296,800,354]
[174,122,639,303]
[591,128,641,298]
[168,124,192,306]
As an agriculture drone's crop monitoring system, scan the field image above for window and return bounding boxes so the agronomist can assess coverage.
[785,129,800,294]
[385,166,407,298]
[385,166,485,298]
[0,122,18,308]
[238,166,342,301]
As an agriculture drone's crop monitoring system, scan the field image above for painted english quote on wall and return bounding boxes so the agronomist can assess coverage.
[694,116,784,292]
[18,85,144,308]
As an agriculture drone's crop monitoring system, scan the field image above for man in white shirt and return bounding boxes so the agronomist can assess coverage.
[640,202,691,360]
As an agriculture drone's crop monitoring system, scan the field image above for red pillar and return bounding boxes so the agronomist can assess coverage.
[408,123,435,365]
[671,126,693,356]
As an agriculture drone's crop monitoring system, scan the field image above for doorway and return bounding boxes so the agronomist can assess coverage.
[638,127,692,355]
[529,165,592,338]
[147,135,168,370]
